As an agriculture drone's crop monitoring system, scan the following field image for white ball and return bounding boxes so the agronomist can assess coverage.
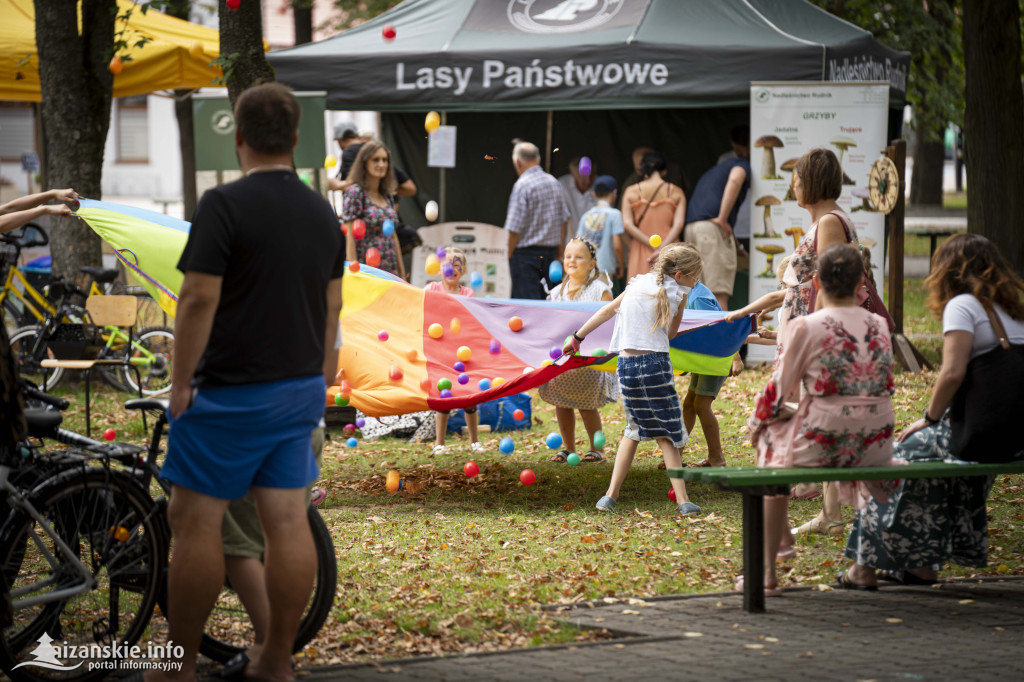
[425,200,439,222]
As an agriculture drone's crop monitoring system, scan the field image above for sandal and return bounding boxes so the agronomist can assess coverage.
[581,450,605,464]
[776,545,797,562]
[551,449,571,463]
[793,516,846,536]
[878,569,939,586]
[595,495,616,512]
[734,576,783,597]
[790,482,821,500]
[696,458,726,468]
[835,570,878,591]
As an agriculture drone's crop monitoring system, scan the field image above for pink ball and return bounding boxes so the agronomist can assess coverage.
[344,424,355,435]
[377,329,389,341]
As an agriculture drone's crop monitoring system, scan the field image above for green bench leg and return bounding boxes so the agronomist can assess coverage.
[742,491,766,613]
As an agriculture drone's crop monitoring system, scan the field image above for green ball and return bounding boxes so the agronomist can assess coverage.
[566,453,581,466]
[334,393,349,407]
[437,378,452,391]
[593,431,606,449]
[299,171,313,186]
[592,348,607,356]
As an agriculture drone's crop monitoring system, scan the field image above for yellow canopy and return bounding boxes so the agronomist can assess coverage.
[0,0,221,102]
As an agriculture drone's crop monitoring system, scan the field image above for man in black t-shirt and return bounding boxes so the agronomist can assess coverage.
[156,83,344,682]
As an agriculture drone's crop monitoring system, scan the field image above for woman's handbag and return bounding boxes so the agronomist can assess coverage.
[949,300,1024,462]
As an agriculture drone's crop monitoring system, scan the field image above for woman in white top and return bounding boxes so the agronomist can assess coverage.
[840,234,1024,589]
[564,243,703,516]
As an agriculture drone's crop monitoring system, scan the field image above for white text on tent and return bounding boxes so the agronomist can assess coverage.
[396,64,475,96]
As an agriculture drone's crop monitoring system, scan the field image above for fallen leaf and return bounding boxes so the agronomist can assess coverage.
[958,599,975,605]
[682,631,703,637]
[885,618,903,624]
[745,644,764,649]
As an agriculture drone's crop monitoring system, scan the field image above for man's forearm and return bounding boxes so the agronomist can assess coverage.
[507,230,520,258]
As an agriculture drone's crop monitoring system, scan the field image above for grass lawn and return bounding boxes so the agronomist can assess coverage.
[39,274,1023,666]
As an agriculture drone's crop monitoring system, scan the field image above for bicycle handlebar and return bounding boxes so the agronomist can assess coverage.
[21,383,70,411]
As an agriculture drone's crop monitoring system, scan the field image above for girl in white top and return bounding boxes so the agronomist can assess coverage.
[565,243,704,516]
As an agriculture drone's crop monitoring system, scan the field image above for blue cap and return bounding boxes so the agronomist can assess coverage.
[593,175,617,192]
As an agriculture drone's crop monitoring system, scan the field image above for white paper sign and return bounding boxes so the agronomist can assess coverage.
[747,81,889,365]
[427,125,457,168]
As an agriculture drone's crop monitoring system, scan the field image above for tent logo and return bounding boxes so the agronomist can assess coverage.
[508,0,625,34]
[211,109,236,136]
[12,633,83,672]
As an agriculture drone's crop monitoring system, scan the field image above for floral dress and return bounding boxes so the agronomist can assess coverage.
[747,306,900,508]
[341,184,400,276]
[776,209,858,359]
[538,278,619,410]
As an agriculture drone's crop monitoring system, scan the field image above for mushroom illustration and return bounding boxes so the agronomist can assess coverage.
[831,136,857,185]
[756,244,786,278]
[755,135,784,179]
[753,195,782,237]
[784,226,805,250]
[850,187,873,212]
[780,158,799,200]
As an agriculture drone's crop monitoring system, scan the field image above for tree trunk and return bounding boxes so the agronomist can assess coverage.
[293,1,313,46]
[34,0,115,283]
[909,133,945,207]
[164,1,198,221]
[220,0,275,108]
[963,0,1024,273]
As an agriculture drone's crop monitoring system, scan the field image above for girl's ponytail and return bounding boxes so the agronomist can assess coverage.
[649,243,703,332]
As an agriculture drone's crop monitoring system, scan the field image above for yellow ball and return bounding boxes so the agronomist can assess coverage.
[324,154,337,169]
[541,359,553,367]
[457,345,472,362]
[649,234,662,248]
[428,323,443,339]
[493,377,505,386]
[425,111,441,133]
[425,254,440,275]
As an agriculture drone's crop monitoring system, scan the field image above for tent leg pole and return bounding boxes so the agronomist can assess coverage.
[440,111,447,222]
[544,110,553,173]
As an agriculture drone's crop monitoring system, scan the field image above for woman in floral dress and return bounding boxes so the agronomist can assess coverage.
[742,244,899,595]
[341,141,405,278]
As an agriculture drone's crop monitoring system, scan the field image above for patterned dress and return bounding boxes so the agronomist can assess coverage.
[538,277,619,410]
[341,184,400,276]
[747,306,900,508]
[776,209,858,359]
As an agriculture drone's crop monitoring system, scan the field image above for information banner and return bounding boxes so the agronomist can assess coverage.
[747,81,889,364]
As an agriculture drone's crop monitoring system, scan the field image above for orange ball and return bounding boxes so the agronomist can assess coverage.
[348,261,360,273]
[109,56,123,76]
[508,316,523,332]
[450,317,461,334]
[419,377,431,393]
[386,470,402,493]
[405,348,418,362]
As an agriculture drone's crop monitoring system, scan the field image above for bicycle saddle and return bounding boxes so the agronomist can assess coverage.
[24,407,63,438]
[80,266,118,283]
[124,398,169,414]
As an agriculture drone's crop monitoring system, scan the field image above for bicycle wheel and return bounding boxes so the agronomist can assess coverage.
[3,298,25,335]
[196,506,337,663]
[118,326,174,396]
[8,326,63,391]
[0,467,169,682]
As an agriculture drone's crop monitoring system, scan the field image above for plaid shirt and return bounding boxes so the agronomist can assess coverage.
[504,166,569,248]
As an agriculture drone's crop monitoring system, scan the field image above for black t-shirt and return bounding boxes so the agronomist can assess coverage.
[685,157,751,227]
[339,142,411,186]
[178,170,345,387]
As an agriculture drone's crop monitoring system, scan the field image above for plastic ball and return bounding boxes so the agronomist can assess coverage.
[355,417,366,428]
[541,359,553,368]
[389,364,403,382]
[424,111,441,133]
[566,453,581,466]
[668,488,677,502]
[548,260,563,284]
[103,428,116,441]
[382,23,396,41]
[352,219,367,240]
[189,41,205,60]
[545,432,563,449]
[428,323,444,339]
[109,56,123,76]
[508,316,523,332]
[299,171,312,187]
[366,247,381,268]
[425,200,439,222]
[478,378,491,390]
[343,423,355,435]
[464,461,479,478]
[377,329,389,342]
[437,378,452,391]
[435,245,447,259]
[493,377,505,386]
[592,348,608,356]
[522,366,534,374]
[450,318,461,334]
[456,346,472,362]
[470,271,483,289]
[382,219,395,237]
[489,339,501,354]
[440,388,453,399]
[339,380,352,395]
[226,0,241,8]
[549,346,561,360]
[453,361,466,372]
[499,437,515,454]
[425,254,441,275]
[512,408,525,421]
[346,437,358,447]
[406,348,418,362]
[419,377,431,393]
[593,431,606,449]
[348,261,360,273]
[578,156,592,178]
[386,470,402,493]
[649,234,662,248]
[520,469,536,486]
[334,393,349,407]
[442,262,455,279]
[324,154,337,169]
[457,372,469,385]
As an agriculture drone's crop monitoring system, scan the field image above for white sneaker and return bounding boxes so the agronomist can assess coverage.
[430,444,449,456]
[470,441,486,454]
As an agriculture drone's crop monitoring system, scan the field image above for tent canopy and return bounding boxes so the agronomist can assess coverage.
[269,0,909,112]
[0,0,221,102]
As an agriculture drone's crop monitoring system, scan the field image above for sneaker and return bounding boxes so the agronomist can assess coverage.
[310,487,326,507]
[430,444,449,456]
[678,501,701,516]
[595,495,617,512]
[470,441,486,454]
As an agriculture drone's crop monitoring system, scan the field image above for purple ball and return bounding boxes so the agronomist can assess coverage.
[442,262,455,279]
[549,346,561,360]
[453,361,466,372]
[435,245,447,259]
[440,388,453,399]
[578,156,592,178]
[489,339,501,354]
[355,417,365,428]
[458,372,469,385]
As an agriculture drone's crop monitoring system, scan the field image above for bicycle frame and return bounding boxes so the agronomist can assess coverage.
[0,266,57,324]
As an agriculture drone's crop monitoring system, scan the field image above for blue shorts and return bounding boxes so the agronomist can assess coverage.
[162,375,325,500]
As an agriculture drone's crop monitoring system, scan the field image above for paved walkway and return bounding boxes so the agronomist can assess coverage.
[288,577,1024,681]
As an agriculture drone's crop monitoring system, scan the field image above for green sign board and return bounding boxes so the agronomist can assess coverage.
[192,92,326,171]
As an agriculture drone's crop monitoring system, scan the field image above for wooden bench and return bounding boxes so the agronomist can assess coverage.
[667,461,1024,613]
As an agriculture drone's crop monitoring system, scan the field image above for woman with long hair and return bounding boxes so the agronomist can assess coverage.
[340,140,405,278]
[839,234,1024,588]
[622,152,686,280]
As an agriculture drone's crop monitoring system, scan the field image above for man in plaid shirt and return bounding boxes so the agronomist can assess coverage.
[504,141,569,299]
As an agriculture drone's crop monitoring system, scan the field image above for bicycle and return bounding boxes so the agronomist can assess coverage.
[1,223,56,335]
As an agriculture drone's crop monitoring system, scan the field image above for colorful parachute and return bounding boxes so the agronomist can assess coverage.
[76,199,753,417]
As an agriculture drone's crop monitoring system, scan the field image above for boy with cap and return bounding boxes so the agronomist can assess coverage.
[577,175,625,292]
